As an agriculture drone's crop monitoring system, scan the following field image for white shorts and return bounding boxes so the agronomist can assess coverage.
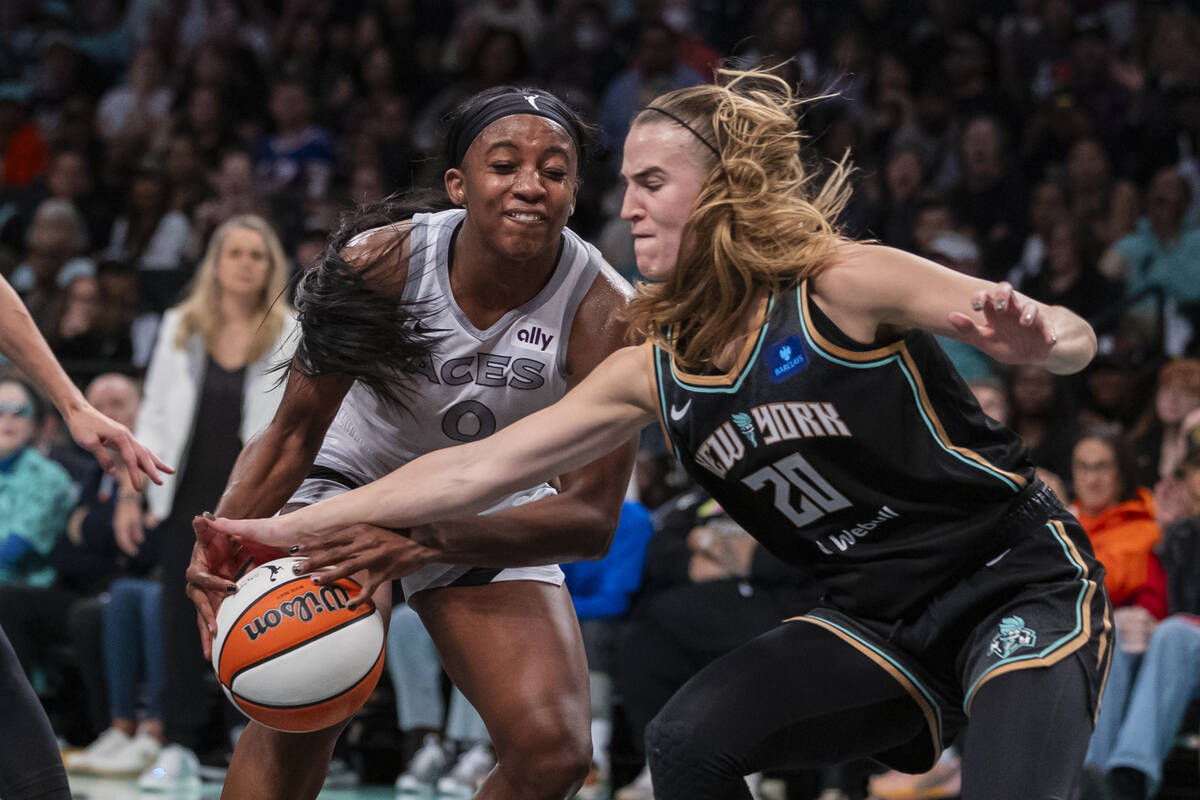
[286,474,565,598]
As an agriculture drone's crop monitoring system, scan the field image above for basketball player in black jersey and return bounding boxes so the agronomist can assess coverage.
[0,275,170,800]
[216,70,1109,800]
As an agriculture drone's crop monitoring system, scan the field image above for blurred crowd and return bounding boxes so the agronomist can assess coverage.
[2,0,1200,797]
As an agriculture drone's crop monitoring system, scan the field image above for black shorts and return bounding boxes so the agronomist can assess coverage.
[791,492,1113,770]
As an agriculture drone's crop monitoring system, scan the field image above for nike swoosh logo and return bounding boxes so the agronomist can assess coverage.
[985,548,1012,568]
[669,400,692,421]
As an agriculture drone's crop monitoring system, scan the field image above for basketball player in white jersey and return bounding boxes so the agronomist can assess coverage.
[185,87,636,799]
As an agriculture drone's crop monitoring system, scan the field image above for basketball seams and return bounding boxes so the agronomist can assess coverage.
[231,646,385,710]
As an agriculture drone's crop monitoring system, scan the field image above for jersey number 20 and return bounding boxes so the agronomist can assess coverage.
[742,453,850,528]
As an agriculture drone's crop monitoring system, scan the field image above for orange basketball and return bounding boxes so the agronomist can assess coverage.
[211,557,385,733]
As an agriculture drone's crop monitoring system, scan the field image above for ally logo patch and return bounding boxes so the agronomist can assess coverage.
[988,615,1037,658]
[767,336,808,383]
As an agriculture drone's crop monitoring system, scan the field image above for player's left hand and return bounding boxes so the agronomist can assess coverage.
[64,403,174,490]
[947,282,1058,366]
[288,524,439,605]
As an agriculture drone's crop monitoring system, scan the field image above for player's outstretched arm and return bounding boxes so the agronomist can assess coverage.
[820,243,1097,375]
[211,344,657,548]
[0,276,173,487]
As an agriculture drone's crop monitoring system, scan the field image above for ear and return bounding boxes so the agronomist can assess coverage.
[444,168,467,206]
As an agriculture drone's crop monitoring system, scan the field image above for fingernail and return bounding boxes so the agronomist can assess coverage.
[311,576,322,584]
[971,301,982,311]
[226,584,237,593]
[203,511,215,520]
[996,301,1005,310]
[347,602,358,610]
[289,545,300,553]
[1023,313,1033,323]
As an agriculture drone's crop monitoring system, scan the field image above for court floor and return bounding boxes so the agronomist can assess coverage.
[68,774,398,799]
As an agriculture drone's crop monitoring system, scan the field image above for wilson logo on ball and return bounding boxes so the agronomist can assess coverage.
[240,584,353,642]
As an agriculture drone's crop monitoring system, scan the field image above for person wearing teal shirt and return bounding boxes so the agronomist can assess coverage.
[1113,168,1200,306]
[0,378,74,588]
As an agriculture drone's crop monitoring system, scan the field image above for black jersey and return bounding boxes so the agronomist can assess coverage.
[651,281,1038,621]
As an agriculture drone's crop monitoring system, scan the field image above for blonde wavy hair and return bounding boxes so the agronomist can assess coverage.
[173,214,292,362]
[624,68,852,368]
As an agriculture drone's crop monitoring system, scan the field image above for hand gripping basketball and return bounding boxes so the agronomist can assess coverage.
[211,557,385,733]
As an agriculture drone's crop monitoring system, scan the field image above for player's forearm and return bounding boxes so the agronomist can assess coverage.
[214,428,322,519]
[1037,305,1097,375]
[0,279,86,414]
[408,492,621,567]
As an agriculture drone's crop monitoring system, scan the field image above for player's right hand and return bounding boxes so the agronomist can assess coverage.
[186,514,241,660]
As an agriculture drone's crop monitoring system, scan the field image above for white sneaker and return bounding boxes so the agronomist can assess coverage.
[137,744,202,793]
[614,765,653,800]
[396,734,448,797]
[436,742,495,798]
[92,731,162,776]
[64,727,132,772]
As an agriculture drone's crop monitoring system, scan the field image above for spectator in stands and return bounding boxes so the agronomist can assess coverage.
[164,132,207,215]
[114,214,295,790]
[600,18,705,160]
[0,374,154,749]
[563,497,654,798]
[1068,435,1167,620]
[26,148,111,251]
[102,158,192,277]
[949,115,1027,279]
[94,46,173,151]
[190,150,263,259]
[1085,428,1200,800]
[43,273,132,368]
[1065,137,1139,251]
[1023,218,1120,321]
[0,377,74,591]
[872,147,925,251]
[0,85,49,188]
[1009,364,1078,478]
[1127,358,1200,488]
[1107,167,1200,309]
[1008,180,1068,291]
[612,490,817,800]
[910,197,956,260]
[178,85,237,172]
[254,77,334,202]
[10,198,96,326]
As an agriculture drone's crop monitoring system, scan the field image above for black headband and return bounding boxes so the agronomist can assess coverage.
[642,106,722,162]
[449,92,582,167]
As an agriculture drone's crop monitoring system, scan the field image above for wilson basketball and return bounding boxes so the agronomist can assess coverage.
[211,556,385,733]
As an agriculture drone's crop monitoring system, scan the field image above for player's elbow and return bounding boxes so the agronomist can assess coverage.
[573,505,621,560]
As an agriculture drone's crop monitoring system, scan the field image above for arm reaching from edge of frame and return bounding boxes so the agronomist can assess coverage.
[209,344,658,550]
[0,276,173,488]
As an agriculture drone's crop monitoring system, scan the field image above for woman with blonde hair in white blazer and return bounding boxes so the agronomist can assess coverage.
[108,214,296,789]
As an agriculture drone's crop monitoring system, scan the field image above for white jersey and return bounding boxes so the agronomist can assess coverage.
[289,208,616,594]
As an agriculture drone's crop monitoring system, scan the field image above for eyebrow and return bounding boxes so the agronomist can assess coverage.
[484,140,573,160]
[622,167,666,184]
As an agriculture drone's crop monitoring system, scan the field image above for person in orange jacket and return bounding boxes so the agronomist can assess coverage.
[1070,434,1168,621]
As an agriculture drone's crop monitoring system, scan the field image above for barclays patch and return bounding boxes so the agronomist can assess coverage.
[766,335,808,383]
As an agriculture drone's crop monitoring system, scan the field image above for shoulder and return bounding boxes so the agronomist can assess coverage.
[342,219,418,297]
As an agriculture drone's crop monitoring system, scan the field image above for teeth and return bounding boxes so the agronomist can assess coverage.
[508,212,542,222]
